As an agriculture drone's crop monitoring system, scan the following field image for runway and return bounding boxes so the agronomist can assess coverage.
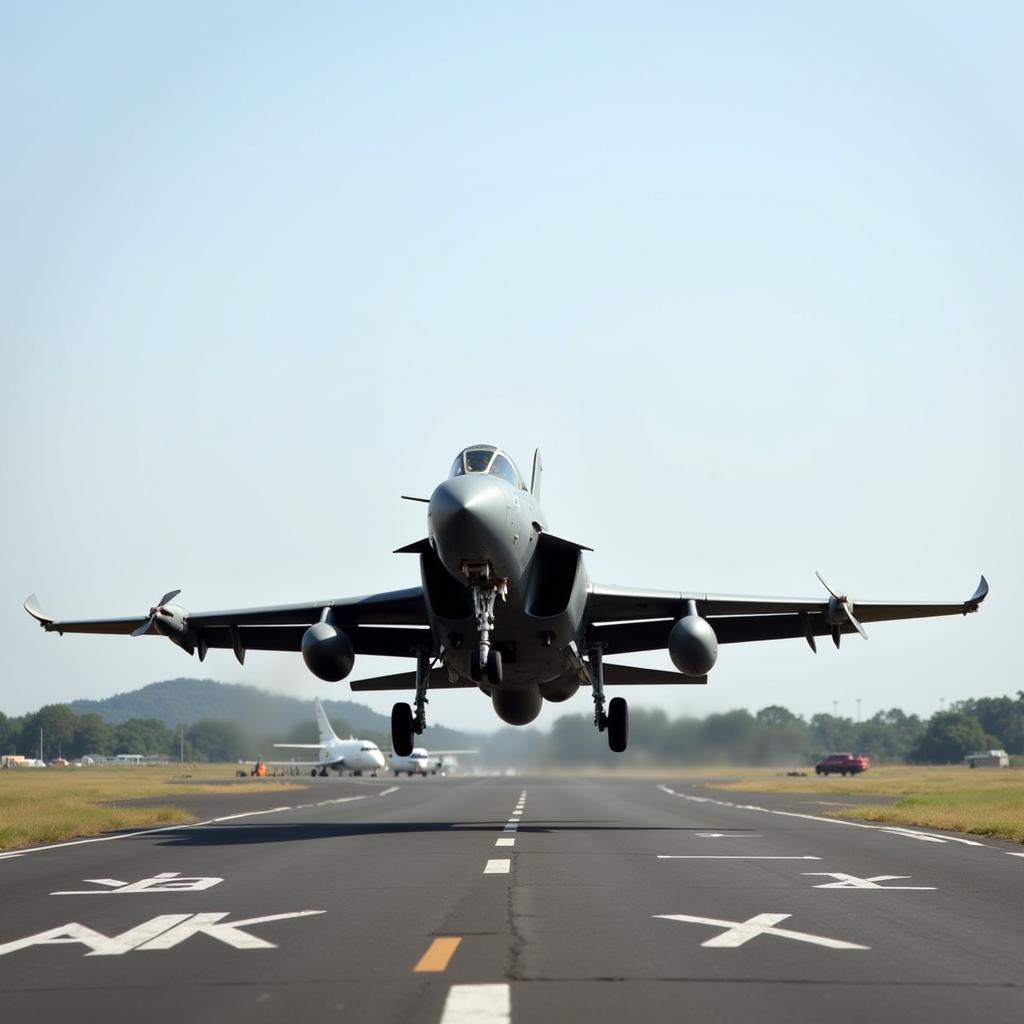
[1,774,1022,1022]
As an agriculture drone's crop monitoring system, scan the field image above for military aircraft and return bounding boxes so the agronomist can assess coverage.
[24,444,988,756]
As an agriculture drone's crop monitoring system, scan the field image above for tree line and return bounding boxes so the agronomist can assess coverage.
[483,693,1024,767]
[2,692,1022,767]
[0,704,382,764]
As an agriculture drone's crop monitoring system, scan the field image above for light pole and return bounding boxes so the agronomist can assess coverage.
[856,698,861,723]
[832,700,838,718]
[939,698,945,712]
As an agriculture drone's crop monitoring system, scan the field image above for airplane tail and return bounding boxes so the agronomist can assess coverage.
[314,699,341,746]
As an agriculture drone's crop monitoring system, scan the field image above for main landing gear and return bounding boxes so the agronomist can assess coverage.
[590,645,628,752]
[392,650,431,758]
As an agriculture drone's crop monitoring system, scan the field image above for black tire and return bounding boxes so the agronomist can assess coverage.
[608,696,628,753]
[392,702,414,757]
[486,649,503,685]
[470,649,483,682]
[310,769,317,777]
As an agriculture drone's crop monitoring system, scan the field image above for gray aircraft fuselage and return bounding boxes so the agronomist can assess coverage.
[422,460,590,725]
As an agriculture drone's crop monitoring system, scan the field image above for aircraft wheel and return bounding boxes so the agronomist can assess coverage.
[486,649,503,685]
[607,696,628,753]
[310,769,318,777]
[392,702,414,757]
[470,649,483,682]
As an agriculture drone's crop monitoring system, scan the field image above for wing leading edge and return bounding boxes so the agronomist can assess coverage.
[22,588,430,656]
[586,576,988,655]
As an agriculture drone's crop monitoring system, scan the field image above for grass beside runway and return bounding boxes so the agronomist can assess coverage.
[707,765,1024,843]
[0,764,301,851]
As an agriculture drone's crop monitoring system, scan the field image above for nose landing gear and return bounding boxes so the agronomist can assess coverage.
[589,645,628,752]
[467,572,507,685]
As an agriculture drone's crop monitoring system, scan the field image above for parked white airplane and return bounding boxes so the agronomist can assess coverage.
[269,698,386,777]
[388,747,477,776]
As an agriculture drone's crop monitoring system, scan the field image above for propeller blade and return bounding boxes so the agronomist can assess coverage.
[133,589,181,637]
[815,570,839,600]
[843,599,868,640]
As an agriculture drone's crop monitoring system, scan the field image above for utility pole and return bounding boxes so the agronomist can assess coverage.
[856,698,861,723]
[39,727,43,762]
[832,700,838,718]
[180,727,184,765]
[939,698,946,712]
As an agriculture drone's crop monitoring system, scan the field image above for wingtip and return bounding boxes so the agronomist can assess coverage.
[967,575,989,609]
[23,593,53,626]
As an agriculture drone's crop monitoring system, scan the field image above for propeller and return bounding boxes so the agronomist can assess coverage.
[131,589,182,637]
[815,571,867,648]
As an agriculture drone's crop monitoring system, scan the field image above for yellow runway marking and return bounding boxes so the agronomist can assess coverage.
[413,936,462,973]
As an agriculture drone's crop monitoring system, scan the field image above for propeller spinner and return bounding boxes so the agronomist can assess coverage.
[815,571,867,648]
[131,589,182,637]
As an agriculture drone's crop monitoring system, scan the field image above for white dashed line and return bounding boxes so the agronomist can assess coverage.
[440,983,510,1024]
[484,859,511,874]
[378,786,399,796]
[495,838,515,847]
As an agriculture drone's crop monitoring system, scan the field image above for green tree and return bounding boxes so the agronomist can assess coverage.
[73,713,113,757]
[186,720,249,762]
[954,697,1023,754]
[756,705,803,728]
[34,704,78,758]
[909,711,987,763]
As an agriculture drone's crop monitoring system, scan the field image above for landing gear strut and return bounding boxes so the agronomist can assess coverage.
[467,573,506,685]
[589,645,628,752]
[392,650,431,757]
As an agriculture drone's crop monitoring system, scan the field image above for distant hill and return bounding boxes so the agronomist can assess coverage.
[68,678,478,748]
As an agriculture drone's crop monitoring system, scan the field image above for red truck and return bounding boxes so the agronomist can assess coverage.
[815,752,870,776]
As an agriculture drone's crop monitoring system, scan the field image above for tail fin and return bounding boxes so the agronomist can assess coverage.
[314,699,341,746]
[531,448,543,500]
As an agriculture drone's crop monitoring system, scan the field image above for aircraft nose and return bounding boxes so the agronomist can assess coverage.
[429,475,511,574]
[429,475,506,538]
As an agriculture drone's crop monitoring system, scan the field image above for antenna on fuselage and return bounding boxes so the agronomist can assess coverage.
[531,448,543,500]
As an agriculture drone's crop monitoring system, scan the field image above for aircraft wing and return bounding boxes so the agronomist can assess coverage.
[261,757,345,769]
[586,577,988,655]
[23,589,430,657]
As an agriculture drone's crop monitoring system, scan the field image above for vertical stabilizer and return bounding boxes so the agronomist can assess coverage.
[531,448,543,500]
[314,699,341,746]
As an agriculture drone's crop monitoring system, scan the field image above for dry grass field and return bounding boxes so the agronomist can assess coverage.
[708,765,1024,843]
[0,764,301,851]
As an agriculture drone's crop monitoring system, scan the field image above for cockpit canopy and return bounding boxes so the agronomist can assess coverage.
[449,445,526,489]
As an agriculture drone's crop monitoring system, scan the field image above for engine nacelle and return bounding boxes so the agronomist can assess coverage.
[301,622,355,682]
[669,614,718,676]
[492,685,543,725]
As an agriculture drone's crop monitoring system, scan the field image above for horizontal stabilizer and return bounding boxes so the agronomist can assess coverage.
[603,664,707,686]
[272,744,322,749]
[349,667,475,691]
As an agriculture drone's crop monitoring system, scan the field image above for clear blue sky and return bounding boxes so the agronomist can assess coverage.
[2,2,1020,733]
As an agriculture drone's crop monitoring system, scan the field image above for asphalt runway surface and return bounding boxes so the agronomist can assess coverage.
[1,774,1022,1023]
